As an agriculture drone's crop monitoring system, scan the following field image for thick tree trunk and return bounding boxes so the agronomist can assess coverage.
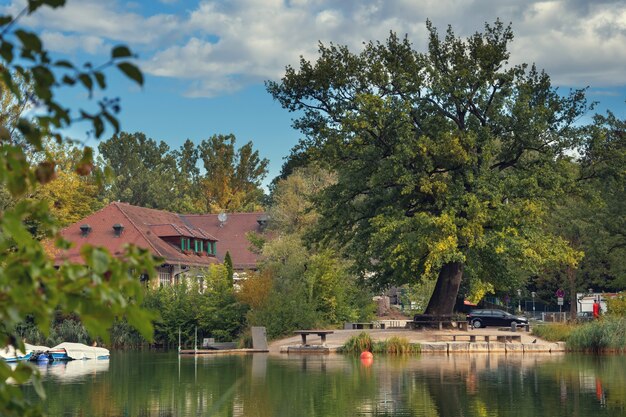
[424,261,464,315]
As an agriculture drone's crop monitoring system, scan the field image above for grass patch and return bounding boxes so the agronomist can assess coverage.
[567,316,626,353]
[531,323,576,342]
[532,317,626,352]
[338,332,420,354]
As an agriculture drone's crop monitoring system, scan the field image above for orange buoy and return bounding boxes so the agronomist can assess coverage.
[360,351,373,367]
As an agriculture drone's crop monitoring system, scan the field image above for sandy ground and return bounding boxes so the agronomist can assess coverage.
[268,327,542,353]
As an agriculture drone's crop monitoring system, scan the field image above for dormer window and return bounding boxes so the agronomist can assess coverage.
[80,224,91,237]
[113,223,124,237]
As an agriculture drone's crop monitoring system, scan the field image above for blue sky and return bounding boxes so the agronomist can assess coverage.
[2,0,626,186]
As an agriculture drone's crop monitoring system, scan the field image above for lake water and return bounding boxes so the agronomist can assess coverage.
[25,351,625,416]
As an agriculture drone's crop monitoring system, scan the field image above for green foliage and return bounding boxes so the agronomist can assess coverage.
[339,332,372,354]
[198,134,269,213]
[98,132,182,211]
[606,293,626,316]
[0,2,155,415]
[244,166,373,338]
[339,333,420,354]
[224,251,234,283]
[144,266,248,346]
[373,337,420,354]
[16,318,90,347]
[98,132,269,213]
[245,279,319,339]
[268,21,591,313]
[196,265,248,341]
[567,317,626,352]
[531,323,575,342]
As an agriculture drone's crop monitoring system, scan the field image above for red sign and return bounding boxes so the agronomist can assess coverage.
[556,288,565,298]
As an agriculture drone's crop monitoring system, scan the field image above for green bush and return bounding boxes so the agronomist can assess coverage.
[531,323,575,342]
[567,316,626,352]
[16,318,91,346]
[606,293,626,316]
[372,337,420,354]
[339,332,373,354]
[247,284,319,339]
[339,333,420,354]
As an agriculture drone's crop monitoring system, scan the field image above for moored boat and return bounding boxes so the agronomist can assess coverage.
[50,343,109,360]
[1,343,51,362]
[2,342,110,362]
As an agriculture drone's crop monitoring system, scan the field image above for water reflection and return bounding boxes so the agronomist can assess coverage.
[27,352,625,417]
[37,359,110,382]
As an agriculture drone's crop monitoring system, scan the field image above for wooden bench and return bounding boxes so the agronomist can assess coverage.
[294,330,334,346]
[496,335,522,343]
[435,334,492,342]
[343,322,386,330]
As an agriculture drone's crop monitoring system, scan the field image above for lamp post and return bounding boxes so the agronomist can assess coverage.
[531,291,536,316]
[517,289,521,312]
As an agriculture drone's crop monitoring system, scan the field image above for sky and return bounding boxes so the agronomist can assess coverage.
[2,0,626,186]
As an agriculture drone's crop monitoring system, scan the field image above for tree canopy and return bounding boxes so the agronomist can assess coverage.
[98,132,269,214]
[268,20,591,314]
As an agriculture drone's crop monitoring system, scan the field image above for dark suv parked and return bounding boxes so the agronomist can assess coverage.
[466,309,528,328]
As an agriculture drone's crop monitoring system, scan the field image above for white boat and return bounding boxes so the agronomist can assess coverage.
[0,343,51,362]
[2,342,110,362]
[51,343,110,360]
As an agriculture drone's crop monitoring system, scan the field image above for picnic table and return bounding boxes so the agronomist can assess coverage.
[294,330,334,346]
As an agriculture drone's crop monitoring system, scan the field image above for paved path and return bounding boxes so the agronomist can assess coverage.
[268,327,542,353]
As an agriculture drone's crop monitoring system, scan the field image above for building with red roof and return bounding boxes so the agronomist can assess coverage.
[54,202,267,286]
[183,212,268,270]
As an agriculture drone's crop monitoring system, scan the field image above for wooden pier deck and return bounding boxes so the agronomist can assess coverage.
[179,348,269,355]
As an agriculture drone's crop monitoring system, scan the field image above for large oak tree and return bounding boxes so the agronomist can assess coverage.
[268,21,589,314]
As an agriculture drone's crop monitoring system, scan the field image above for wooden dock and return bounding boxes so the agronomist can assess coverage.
[179,348,269,355]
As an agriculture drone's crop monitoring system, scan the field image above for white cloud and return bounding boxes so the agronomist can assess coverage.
[4,0,626,97]
[40,31,105,55]
[3,0,186,48]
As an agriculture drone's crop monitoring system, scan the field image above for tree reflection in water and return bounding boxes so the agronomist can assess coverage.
[25,352,625,417]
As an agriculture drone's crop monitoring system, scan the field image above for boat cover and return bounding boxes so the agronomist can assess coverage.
[1,343,51,360]
[52,343,110,360]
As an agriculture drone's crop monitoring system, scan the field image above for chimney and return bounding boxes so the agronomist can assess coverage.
[79,224,91,237]
[112,223,124,237]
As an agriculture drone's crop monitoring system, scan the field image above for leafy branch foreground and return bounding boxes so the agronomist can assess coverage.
[0,1,154,416]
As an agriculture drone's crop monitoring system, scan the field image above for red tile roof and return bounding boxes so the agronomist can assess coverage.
[182,212,267,270]
[55,202,220,268]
